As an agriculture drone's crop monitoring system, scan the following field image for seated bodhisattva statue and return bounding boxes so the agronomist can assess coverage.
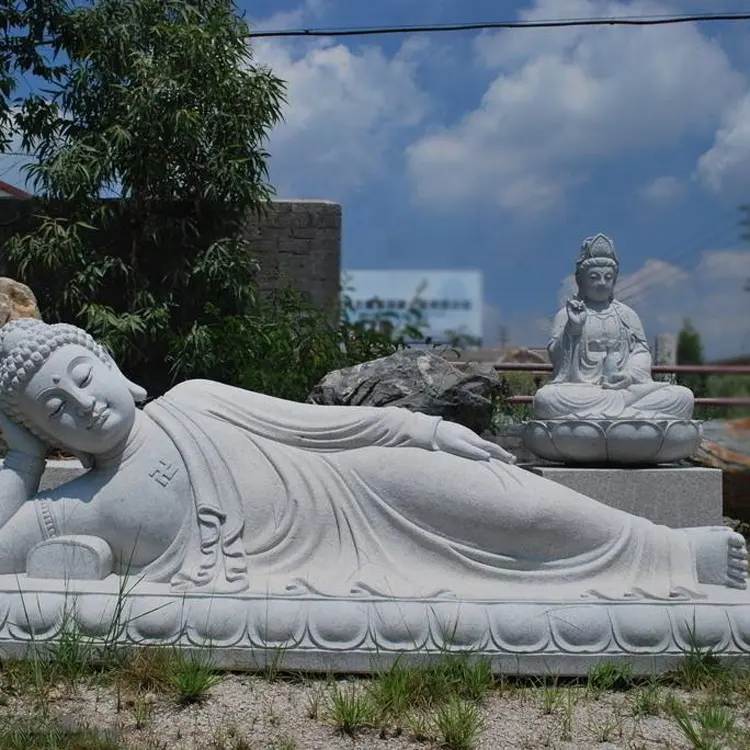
[524,234,701,465]
[0,318,744,599]
[534,233,693,421]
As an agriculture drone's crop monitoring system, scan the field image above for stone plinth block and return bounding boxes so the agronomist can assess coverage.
[526,465,722,528]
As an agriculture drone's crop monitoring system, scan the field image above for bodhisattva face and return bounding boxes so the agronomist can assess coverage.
[577,264,617,304]
[17,344,137,454]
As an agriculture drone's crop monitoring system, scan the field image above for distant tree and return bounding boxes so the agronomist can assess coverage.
[677,317,708,397]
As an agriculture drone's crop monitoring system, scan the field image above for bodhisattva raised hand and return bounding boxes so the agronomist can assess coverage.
[565,298,587,336]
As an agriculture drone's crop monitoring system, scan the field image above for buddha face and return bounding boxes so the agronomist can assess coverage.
[577,264,617,303]
[17,344,137,454]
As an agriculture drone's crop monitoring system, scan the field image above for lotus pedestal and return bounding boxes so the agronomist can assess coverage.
[522,419,702,466]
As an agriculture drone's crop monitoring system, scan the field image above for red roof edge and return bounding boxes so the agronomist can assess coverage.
[0,180,31,199]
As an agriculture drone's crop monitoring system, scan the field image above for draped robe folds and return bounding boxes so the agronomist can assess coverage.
[138,380,702,601]
[534,300,693,420]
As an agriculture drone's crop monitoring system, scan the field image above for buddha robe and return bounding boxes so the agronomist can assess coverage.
[140,380,701,601]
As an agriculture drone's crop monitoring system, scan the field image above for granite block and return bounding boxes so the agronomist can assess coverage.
[525,465,722,528]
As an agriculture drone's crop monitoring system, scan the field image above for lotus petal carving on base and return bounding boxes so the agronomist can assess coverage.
[522,419,702,466]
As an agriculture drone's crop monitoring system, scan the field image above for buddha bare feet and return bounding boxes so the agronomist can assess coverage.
[685,526,748,589]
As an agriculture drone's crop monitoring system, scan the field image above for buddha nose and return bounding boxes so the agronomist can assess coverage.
[74,394,96,416]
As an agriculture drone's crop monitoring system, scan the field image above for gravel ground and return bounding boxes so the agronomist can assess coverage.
[1,672,745,750]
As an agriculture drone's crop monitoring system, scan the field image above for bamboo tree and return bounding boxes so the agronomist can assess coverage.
[4,0,285,396]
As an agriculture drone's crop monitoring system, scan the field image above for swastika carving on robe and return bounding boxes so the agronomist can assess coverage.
[149,460,178,487]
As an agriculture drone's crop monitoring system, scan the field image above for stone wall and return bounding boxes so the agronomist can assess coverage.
[0,198,342,310]
[244,200,341,309]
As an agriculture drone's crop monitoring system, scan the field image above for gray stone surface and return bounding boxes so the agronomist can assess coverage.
[0,576,749,676]
[308,349,504,434]
[0,317,747,676]
[243,199,341,311]
[26,535,113,580]
[526,465,722,527]
[37,459,87,491]
[522,418,703,466]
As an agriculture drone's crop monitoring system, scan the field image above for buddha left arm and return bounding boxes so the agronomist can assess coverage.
[166,380,513,461]
[169,379,442,450]
[623,343,653,383]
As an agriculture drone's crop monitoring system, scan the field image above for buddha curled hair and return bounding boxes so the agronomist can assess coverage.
[0,319,111,438]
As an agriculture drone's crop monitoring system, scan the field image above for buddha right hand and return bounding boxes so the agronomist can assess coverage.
[0,411,47,459]
[565,298,587,336]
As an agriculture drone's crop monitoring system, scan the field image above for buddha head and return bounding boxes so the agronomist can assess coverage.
[575,233,619,304]
[0,319,147,455]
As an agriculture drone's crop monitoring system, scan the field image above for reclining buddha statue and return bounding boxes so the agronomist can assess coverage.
[523,233,701,465]
[0,318,744,600]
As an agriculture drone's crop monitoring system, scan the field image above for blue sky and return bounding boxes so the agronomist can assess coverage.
[4,0,750,358]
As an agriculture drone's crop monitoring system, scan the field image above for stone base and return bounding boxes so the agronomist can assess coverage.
[525,465,722,528]
[522,419,702,466]
[0,576,749,677]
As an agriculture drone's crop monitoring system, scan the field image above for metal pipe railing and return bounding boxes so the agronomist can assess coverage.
[505,395,750,406]
[477,362,750,375]
[456,361,750,409]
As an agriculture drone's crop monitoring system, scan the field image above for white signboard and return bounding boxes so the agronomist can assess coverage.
[343,270,483,343]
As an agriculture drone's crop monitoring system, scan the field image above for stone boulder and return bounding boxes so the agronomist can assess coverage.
[0,277,41,325]
[307,349,503,434]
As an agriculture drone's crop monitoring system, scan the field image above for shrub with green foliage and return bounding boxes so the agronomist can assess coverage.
[4,0,285,397]
[210,288,428,402]
[2,0,440,401]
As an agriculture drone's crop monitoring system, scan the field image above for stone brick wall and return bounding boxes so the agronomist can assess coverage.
[244,199,341,309]
[0,198,342,310]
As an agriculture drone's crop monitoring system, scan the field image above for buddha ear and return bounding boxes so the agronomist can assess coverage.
[127,380,148,404]
[103,353,148,403]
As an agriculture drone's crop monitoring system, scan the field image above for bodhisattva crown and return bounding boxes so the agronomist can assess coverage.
[576,233,619,271]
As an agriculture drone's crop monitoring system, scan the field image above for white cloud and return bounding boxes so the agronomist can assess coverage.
[614,259,691,305]
[406,0,743,214]
[639,175,684,202]
[252,0,329,32]
[482,302,553,349]
[252,4,430,197]
[696,90,750,195]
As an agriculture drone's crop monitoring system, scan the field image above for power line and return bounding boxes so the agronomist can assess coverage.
[616,209,742,302]
[4,11,750,48]
[247,11,750,39]
[617,225,740,304]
